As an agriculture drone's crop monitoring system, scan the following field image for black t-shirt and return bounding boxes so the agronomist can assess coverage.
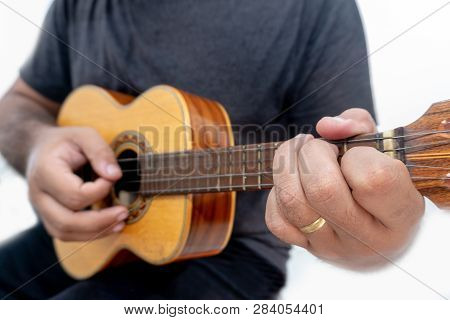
[21,0,374,275]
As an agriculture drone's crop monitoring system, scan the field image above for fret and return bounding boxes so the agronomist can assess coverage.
[257,144,262,190]
[216,150,221,192]
[195,151,200,192]
[205,151,211,192]
[140,142,283,195]
[140,171,272,183]
[242,145,247,191]
[228,147,233,191]
[143,183,275,195]
[333,135,380,157]
[375,132,383,152]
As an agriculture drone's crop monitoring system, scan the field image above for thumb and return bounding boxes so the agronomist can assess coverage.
[72,128,122,181]
[316,108,376,140]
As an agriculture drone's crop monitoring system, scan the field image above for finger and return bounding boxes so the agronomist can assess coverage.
[268,185,342,260]
[298,139,380,239]
[316,108,376,140]
[265,189,308,248]
[341,147,425,230]
[272,136,338,255]
[272,134,318,227]
[40,158,113,210]
[36,192,128,241]
[72,128,122,181]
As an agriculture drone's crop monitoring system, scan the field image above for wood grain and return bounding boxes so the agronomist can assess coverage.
[404,100,450,208]
[177,89,236,260]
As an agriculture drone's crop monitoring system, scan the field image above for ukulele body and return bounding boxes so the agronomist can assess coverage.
[54,85,236,279]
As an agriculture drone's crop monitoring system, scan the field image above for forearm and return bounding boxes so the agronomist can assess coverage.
[0,89,56,175]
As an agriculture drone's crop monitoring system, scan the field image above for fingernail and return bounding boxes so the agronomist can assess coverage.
[331,116,349,123]
[361,122,375,132]
[106,164,121,177]
[295,134,314,143]
[116,211,129,221]
[112,222,125,233]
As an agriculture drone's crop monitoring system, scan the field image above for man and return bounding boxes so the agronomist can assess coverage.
[0,0,424,299]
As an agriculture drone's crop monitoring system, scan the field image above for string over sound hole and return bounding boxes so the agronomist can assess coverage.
[110,131,152,224]
[114,149,140,205]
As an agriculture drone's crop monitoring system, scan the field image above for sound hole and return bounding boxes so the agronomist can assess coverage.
[114,149,140,206]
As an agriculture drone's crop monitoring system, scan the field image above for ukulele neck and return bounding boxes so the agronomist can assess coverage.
[139,128,407,195]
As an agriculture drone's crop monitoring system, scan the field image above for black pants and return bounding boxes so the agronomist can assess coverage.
[0,224,285,299]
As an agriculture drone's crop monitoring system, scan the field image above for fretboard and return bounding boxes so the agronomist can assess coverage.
[139,142,280,195]
[137,128,405,196]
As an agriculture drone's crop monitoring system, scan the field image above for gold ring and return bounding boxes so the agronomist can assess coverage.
[300,217,326,234]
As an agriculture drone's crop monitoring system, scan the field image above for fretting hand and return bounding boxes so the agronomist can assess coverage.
[265,108,425,268]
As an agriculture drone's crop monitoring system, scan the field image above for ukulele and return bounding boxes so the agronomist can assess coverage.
[55,85,450,279]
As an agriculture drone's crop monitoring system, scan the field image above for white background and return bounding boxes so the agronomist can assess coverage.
[0,0,449,299]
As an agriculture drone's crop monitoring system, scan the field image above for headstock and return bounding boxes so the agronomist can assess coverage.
[403,100,450,209]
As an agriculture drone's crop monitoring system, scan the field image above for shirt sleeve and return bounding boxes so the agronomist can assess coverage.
[20,0,72,103]
[284,0,375,134]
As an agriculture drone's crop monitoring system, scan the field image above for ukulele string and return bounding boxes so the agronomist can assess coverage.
[115,143,282,164]
[114,128,450,164]
[123,175,450,196]
[137,184,275,195]
[126,172,450,194]
[411,176,450,181]
[121,169,450,188]
[121,156,450,186]
[115,141,450,176]
[119,156,275,174]
[106,129,450,190]
[406,164,450,170]
[118,167,450,195]
[127,167,277,195]
[388,129,450,141]
[120,171,274,185]
[398,140,450,153]
[134,174,450,195]
[121,156,450,195]
[116,139,450,175]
